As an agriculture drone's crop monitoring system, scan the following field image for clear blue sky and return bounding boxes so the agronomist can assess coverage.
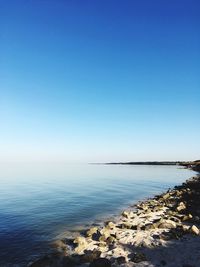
[0,0,199,162]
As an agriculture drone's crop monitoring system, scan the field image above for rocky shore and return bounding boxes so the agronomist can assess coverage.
[30,166,200,267]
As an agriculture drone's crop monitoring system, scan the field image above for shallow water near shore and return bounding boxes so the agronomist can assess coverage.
[0,163,195,266]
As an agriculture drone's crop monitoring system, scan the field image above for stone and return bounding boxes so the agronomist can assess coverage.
[73,236,88,253]
[122,211,129,218]
[158,219,176,229]
[120,222,133,229]
[144,223,156,230]
[97,228,111,242]
[105,221,116,229]
[74,243,88,254]
[91,230,102,241]
[99,242,107,248]
[163,193,170,200]
[129,211,136,218]
[159,229,184,240]
[177,202,186,212]
[169,216,180,223]
[182,225,190,232]
[89,258,112,267]
[141,204,148,211]
[149,200,157,206]
[106,236,116,244]
[86,227,98,237]
[99,235,108,242]
[182,214,193,221]
[73,236,87,245]
[190,225,199,235]
[101,227,111,238]
[189,214,193,219]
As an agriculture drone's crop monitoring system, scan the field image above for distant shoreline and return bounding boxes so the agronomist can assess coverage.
[94,160,200,171]
[104,161,180,165]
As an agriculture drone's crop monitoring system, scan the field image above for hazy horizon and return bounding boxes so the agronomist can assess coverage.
[1,1,200,163]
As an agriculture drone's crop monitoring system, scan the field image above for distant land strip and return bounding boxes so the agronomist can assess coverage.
[97,160,200,172]
[105,161,180,165]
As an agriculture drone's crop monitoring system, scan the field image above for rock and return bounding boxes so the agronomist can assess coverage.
[182,214,192,221]
[89,258,111,267]
[163,193,170,200]
[182,225,190,232]
[91,230,102,241]
[73,236,88,253]
[120,222,133,229]
[122,211,129,218]
[99,235,108,242]
[101,227,111,238]
[130,252,147,263]
[105,221,116,229]
[158,219,177,229]
[169,216,181,223]
[160,229,184,240]
[98,227,111,242]
[74,236,87,245]
[140,204,148,211]
[152,234,160,239]
[86,227,98,237]
[149,200,158,206]
[99,241,107,248]
[74,243,88,254]
[106,235,116,245]
[144,223,156,230]
[190,225,199,235]
[129,211,136,218]
[177,202,186,212]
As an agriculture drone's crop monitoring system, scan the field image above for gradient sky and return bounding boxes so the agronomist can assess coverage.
[0,0,200,162]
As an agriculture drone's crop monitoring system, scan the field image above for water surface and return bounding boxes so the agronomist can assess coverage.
[0,163,194,266]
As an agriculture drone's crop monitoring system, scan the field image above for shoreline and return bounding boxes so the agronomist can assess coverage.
[30,164,200,267]
[100,160,200,171]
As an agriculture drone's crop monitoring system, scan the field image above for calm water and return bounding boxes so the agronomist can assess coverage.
[0,163,194,266]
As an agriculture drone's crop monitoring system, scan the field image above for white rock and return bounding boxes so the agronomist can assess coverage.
[191,225,199,235]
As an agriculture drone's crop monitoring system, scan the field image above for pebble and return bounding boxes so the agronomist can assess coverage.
[191,225,199,235]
